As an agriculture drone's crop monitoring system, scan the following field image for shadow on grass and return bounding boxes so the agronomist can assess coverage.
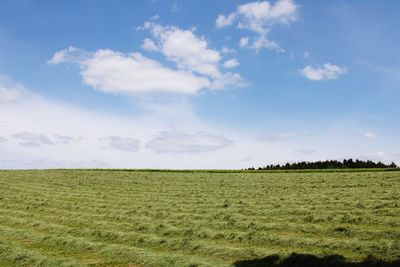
[233,253,400,267]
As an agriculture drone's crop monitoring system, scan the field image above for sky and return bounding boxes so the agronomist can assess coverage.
[0,0,399,169]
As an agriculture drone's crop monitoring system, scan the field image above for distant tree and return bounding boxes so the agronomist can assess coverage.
[248,159,398,170]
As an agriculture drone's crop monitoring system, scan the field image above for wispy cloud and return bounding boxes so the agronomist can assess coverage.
[358,61,400,81]
[12,132,54,147]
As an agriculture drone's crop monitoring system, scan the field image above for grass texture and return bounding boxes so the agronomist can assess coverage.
[0,170,399,266]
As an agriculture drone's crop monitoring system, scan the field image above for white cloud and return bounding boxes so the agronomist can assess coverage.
[239,36,249,47]
[217,0,298,51]
[301,63,348,81]
[221,46,236,54]
[224,58,240,68]
[50,48,210,95]
[216,13,237,28]
[211,72,248,89]
[217,0,298,32]
[81,49,211,94]
[12,132,54,147]
[47,46,88,65]
[50,22,247,95]
[0,137,7,143]
[141,38,160,52]
[141,22,222,78]
[146,131,232,153]
[106,136,140,152]
[250,35,283,52]
[236,0,298,34]
[363,131,376,139]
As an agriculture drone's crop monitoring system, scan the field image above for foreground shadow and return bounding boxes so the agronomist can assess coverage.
[233,253,400,267]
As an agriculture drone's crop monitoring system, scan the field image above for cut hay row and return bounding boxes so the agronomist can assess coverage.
[0,170,399,266]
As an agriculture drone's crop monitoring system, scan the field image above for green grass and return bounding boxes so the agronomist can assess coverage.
[0,170,399,266]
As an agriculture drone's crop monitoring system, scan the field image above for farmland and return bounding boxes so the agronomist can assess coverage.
[0,170,399,266]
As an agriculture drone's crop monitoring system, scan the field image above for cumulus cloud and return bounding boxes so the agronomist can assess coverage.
[301,63,348,81]
[146,131,232,153]
[363,131,376,139]
[138,21,247,88]
[106,136,140,152]
[256,131,297,142]
[224,58,240,68]
[237,0,298,32]
[50,48,210,95]
[82,50,211,94]
[139,22,222,78]
[217,0,298,31]
[217,0,298,51]
[12,132,54,147]
[49,22,247,95]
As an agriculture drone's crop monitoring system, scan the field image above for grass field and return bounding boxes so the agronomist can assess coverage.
[0,170,399,266]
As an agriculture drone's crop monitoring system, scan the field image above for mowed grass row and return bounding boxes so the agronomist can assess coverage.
[0,170,399,266]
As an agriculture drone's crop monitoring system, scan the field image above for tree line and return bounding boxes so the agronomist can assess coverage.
[247,159,398,170]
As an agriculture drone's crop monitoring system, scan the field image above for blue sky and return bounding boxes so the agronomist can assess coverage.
[0,0,399,169]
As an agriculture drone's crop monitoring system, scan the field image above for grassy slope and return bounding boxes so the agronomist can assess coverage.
[0,170,399,266]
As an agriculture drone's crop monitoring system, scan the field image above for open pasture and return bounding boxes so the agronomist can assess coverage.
[0,170,399,266]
